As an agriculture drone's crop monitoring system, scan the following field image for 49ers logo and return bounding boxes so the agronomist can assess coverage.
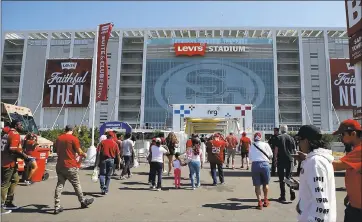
[212,146,221,154]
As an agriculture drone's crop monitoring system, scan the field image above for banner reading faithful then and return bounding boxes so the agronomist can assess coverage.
[96,23,113,102]
[42,59,92,108]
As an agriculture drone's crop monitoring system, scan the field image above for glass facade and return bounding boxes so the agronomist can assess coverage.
[144,58,275,128]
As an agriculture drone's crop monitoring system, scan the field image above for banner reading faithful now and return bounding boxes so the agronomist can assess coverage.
[42,59,92,108]
[330,59,357,110]
[96,23,113,102]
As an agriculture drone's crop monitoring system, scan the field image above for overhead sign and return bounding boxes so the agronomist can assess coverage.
[42,59,92,108]
[174,43,246,56]
[345,0,362,37]
[330,59,357,109]
[349,30,362,65]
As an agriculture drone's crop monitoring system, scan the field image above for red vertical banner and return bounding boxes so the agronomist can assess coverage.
[96,23,113,102]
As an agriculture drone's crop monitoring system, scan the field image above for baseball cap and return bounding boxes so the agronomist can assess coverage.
[333,119,362,135]
[254,132,262,141]
[2,126,10,134]
[155,138,161,142]
[295,125,322,140]
[65,125,74,132]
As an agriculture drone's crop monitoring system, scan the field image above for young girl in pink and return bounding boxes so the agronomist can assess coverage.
[172,152,183,189]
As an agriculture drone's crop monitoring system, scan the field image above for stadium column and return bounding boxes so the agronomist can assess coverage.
[114,30,123,121]
[139,30,148,128]
[298,30,307,125]
[272,29,279,128]
[18,33,29,105]
[323,30,334,132]
[40,32,52,128]
[63,32,75,127]
[88,28,98,128]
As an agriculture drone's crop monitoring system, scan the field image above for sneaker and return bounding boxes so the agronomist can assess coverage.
[80,198,94,208]
[120,176,126,180]
[196,184,201,188]
[192,187,195,190]
[240,165,244,169]
[101,190,106,195]
[212,183,217,186]
[257,200,263,210]
[220,182,225,185]
[278,197,286,202]
[3,203,19,210]
[24,180,34,186]
[150,186,155,190]
[246,167,249,170]
[156,188,161,191]
[226,165,229,168]
[1,208,11,215]
[290,191,296,201]
[53,206,63,215]
[263,199,270,207]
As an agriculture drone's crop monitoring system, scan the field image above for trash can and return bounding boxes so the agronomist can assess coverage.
[31,147,50,182]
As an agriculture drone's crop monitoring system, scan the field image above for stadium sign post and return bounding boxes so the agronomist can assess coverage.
[345,0,362,119]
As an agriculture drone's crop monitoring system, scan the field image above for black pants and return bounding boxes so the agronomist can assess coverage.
[210,162,224,184]
[296,161,302,176]
[277,161,294,198]
[121,156,131,177]
[345,205,362,222]
[150,162,163,188]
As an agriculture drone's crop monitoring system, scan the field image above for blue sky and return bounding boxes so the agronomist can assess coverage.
[3,1,346,31]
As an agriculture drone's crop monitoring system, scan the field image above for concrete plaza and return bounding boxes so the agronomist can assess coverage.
[2,161,347,222]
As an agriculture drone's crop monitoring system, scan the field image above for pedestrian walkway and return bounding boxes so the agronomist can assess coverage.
[2,163,347,222]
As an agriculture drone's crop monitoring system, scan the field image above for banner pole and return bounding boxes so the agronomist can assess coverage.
[90,25,100,149]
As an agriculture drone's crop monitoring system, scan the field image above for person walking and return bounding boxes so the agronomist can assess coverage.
[332,120,362,221]
[1,120,27,214]
[293,125,336,222]
[240,132,251,170]
[226,132,238,169]
[95,132,121,195]
[120,133,134,180]
[186,138,203,190]
[165,132,179,176]
[172,152,184,189]
[206,134,226,185]
[150,138,168,191]
[268,128,279,176]
[275,124,297,202]
[53,125,94,214]
[249,132,273,210]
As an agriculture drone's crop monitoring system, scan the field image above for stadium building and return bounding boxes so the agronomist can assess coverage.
[1,27,356,133]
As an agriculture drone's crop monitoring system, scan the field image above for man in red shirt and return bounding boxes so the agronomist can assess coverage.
[332,119,362,221]
[95,132,121,195]
[206,133,226,185]
[54,125,94,214]
[1,120,26,214]
[226,132,238,169]
[240,132,251,170]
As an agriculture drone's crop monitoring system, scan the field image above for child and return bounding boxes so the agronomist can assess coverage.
[172,152,184,189]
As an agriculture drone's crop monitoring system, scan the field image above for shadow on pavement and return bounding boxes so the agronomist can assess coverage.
[13,204,80,215]
[336,187,346,192]
[222,171,253,177]
[119,187,150,191]
[122,181,150,186]
[61,191,103,198]
[202,202,254,210]
[228,198,292,205]
[132,172,149,176]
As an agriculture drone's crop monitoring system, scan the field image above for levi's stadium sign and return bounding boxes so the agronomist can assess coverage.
[174,43,246,56]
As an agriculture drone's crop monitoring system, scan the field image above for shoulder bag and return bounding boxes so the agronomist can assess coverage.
[253,143,272,160]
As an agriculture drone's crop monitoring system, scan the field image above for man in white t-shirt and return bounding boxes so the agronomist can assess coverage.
[150,138,168,191]
[120,133,134,180]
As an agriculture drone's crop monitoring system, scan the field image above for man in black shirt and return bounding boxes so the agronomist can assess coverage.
[275,125,297,202]
[268,127,279,176]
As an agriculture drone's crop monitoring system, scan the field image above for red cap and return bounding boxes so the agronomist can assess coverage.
[333,119,362,135]
[2,126,10,134]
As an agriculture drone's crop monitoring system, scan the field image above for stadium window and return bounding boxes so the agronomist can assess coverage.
[310,52,318,59]
[311,64,319,70]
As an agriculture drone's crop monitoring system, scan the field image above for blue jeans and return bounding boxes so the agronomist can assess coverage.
[189,161,201,188]
[99,158,114,193]
[210,162,224,184]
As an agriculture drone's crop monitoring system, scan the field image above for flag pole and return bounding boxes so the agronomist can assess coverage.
[88,25,99,161]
